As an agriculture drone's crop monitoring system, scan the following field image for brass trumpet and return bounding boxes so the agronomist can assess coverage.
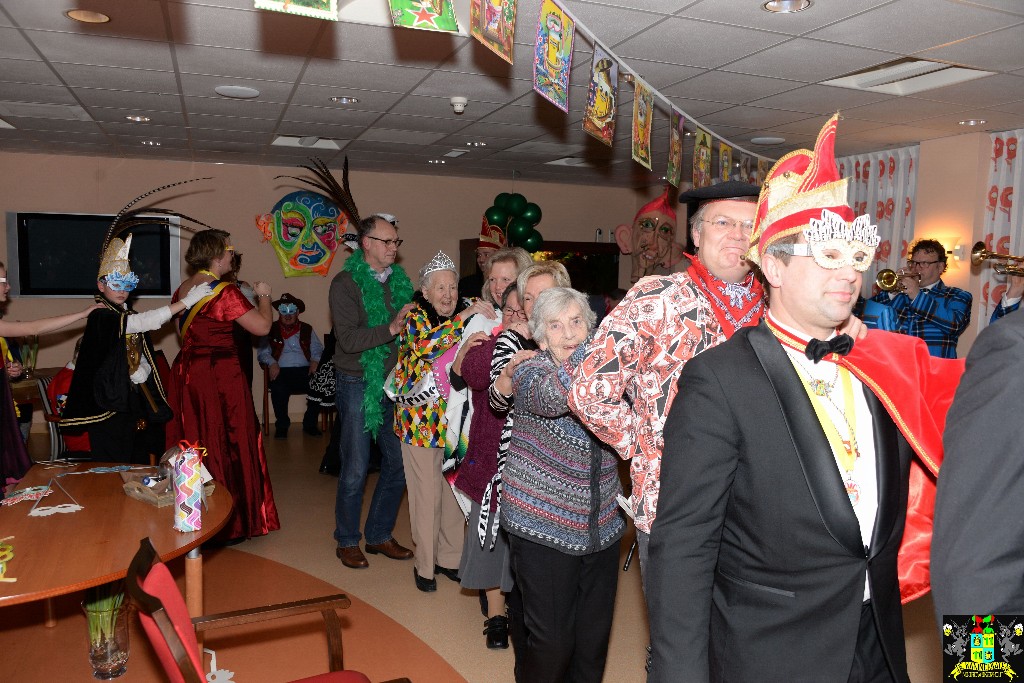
[875,268,921,293]
[971,241,1024,277]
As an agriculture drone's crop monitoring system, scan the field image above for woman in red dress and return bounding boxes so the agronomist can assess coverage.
[165,230,279,541]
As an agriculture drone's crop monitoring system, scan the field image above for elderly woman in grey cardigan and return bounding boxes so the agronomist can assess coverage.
[500,286,625,683]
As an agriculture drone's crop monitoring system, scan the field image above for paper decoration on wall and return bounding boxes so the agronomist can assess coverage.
[757,158,769,185]
[666,110,686,187]
[255,189,348,277]
[693,128,712,188]
[254,0,338,20]
[582,47,617,146]
[631,77,654,170]
[471,0,517,64]
[719,142,733,182]
[533,0,575,112]
[389,0,460,33]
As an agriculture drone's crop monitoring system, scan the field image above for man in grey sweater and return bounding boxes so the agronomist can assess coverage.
[331,214,416,569]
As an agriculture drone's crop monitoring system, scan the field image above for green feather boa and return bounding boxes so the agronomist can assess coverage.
[342,250,413,436]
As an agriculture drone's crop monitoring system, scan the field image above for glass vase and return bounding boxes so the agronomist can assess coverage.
[82,602,130,680]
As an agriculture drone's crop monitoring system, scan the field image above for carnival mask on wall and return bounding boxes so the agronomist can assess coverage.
[614,188,684,283]
[256,190,348,277]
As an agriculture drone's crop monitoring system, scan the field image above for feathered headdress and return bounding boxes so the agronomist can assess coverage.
[276,157,361,247]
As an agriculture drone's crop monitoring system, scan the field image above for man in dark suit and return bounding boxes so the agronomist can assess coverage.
[647,115,962,683]
[932,310,1024,616]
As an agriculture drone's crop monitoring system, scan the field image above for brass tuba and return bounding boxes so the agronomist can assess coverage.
[970,241,1024,277]
[875,268,921,293]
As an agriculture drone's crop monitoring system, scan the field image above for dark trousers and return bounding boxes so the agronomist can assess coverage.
[508,535,619,683]
[268,366,319,429]
[87,413,163,464]
[849,601,901,683]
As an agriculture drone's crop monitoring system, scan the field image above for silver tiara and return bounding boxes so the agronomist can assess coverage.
[420,250,457,278]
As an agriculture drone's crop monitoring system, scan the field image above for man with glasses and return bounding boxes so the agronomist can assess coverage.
[869,238,971,358]
[567,180,764,585]
[331,214,416,570]
[62,234,212,462]
[257,293,324,439]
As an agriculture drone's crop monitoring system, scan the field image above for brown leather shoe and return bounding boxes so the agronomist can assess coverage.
[364,538,414,560]
[336,545,368,569]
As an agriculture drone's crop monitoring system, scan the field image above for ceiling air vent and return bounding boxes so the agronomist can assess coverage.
[822,58,994,96]
[271,135,344,150]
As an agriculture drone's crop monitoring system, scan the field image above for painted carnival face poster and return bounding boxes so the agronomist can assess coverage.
[666,110,685,187]
[471,0,517,64]
[582,47,617,146]
[693,127,713,188]
[533,0,575,112]
[739,155,753,184]
[389,0,460,33]
[757,158,770,185]
[255,190,348,277]
[631,77,654,170]
[719,142,733,182]
[254,0,337,20]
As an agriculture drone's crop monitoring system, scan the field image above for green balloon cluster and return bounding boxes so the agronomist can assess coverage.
[488,192,544,253]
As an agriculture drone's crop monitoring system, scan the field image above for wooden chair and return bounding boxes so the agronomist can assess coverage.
[126,537,411,683]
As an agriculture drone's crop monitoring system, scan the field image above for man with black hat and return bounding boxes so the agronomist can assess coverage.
[567,179,765,584]
[257,292,324,438]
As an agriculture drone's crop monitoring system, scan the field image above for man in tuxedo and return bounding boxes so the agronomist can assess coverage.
[932,309,1024,617]
[647,115,962,683]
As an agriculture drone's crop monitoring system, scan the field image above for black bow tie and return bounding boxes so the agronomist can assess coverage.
[804,334,854,363]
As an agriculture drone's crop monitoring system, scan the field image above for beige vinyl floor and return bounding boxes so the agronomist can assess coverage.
[235,429,945,683]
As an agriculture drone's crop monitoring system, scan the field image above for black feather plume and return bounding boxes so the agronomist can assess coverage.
[102,177,213,257]
[275,157,361,227]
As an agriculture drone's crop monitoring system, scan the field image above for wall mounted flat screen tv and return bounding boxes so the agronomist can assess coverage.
[5,212,181,298]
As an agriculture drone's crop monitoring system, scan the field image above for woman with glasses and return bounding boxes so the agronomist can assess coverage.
[165,228,280,544]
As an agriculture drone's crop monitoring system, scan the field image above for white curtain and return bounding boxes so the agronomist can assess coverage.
[838,145,920,296]
[978,128,1023,327]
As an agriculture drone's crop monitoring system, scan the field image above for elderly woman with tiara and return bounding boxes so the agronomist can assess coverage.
[390,250,494,592]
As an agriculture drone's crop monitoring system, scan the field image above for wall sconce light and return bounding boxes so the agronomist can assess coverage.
[949,244,967,262]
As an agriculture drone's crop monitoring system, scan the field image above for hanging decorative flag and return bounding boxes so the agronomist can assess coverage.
[471,0,517,64]
[757,158,770,185]
[631,77,654,170]
[666,110,686,187]
[719,142,733,182]
[582,47,617,146]
[739,155,753,184]
[389,0,460,33]
[693,128,713,188]
[254,0,338,20]
[533,0,574,112]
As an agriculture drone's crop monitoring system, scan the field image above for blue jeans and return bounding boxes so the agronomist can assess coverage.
[333,371,407,548]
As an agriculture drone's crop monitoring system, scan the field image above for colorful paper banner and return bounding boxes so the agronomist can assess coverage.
[533,0,574,112]
[389,0,460,33]
[631,78,654,170]
[254,0,338,20]
[471,0,517,64]
[693,128,713,188]
[666,110,685,187]
[582,47,617,146]
[719,142,733,182]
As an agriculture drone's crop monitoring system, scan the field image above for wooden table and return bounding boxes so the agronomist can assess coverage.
[9,366,61,414]
[0,462,232,621]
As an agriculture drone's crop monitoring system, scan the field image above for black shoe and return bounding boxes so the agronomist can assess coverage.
[434,564,460,582]
[274,425,288,439]
[414,568,437,593]
[483,615,509,649]
[303,424,323,437]
[478,589,488,617]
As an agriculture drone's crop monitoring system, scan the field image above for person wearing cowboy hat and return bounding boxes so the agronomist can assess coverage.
[257,292,325,439]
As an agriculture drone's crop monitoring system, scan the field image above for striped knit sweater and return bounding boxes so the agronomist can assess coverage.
[501,351,625,555]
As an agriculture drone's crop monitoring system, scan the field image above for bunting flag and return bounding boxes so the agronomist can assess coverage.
[693,127,713,188]
[533,0,574,111]
[254,0,338,20]
[583,46,617,146]
[389,0,460,33]
[631,77,654,170]
[719,141,733,182]
[739,155,753,184]
[471,0,517,64]
[757,158,770,185]
[666,110,686,187]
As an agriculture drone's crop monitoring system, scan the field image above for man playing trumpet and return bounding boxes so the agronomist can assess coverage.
[869,238,971,358]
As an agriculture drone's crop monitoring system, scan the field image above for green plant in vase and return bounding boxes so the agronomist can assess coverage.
[82,581,130,679]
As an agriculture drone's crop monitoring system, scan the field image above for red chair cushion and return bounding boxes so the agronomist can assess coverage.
[138,562,205,683]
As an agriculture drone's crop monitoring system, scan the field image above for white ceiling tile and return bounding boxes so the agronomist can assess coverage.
[724,38,894,83]
[1,0,166,39]
[356,128,448,145]
[747,84,893,116]
[289,84,404,110]
[101,120,189,138]
[167,2,319,54]
[372,112,471,134]
[88,107,185,127]
[183,95,285,119]
[623,60,704,90]
[702,105,812,129]
[662,95,734,119]
[953,0,1024,15]
[187,113,277,132]
[304,59,432,91]
[916,24,1024,72]
[412,71,533,102]
[843,97,973,124]
[276,121,365,140]
[614,17,789,69]
[283,104,382,126]
[0,27,43,60]
[0,58,62,85]
[562,3,671,46]
[175,44,306,81]
[680,0,892,35]
[0,81,79,105]
[9,117,105,134]
[912,74,1024,107]
[311,22,463,68]
[179,73,295,102]
[73,88,180,111]
[51,63,179,93]
[669,70,804,105]
[24,30,175,70]
[390,94,503,119]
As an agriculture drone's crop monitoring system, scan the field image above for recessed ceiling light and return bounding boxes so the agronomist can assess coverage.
[762,0,812,13]
[466,141,488,147]
[428,159,446,164]
[214,85,260,99]
[750,136,787,145]
[65,9,110,23]
[329,96,360,104]
[140,140,161,146]
[125,115,150,123]
[959,119,986,126]
[684,131,693,137]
